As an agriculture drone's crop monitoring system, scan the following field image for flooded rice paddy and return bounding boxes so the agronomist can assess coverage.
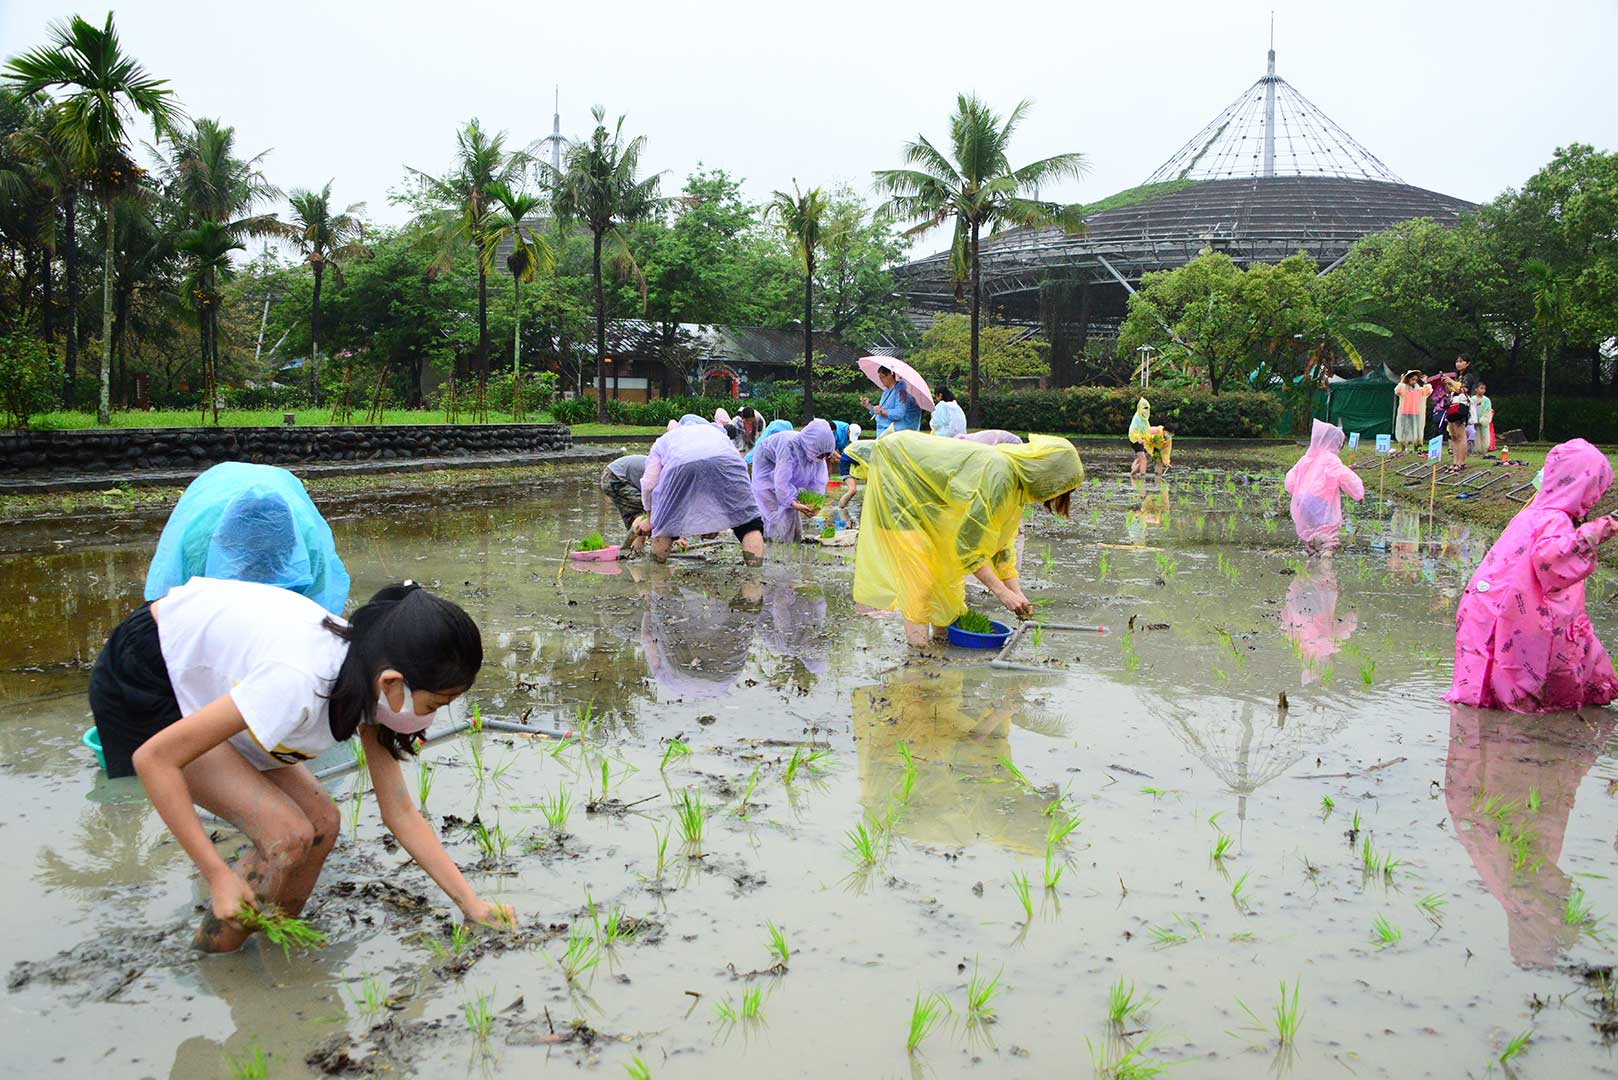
[4,464,1618,1078]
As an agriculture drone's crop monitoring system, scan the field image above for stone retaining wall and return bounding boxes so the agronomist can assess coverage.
[0,423,574,475]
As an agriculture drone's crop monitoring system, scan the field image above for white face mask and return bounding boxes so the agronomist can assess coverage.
[375,676,433,735]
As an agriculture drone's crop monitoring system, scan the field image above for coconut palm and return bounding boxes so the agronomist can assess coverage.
[875,94,1088,425]
[764,182,826,421]
[175,219,243,424]
[5,12,184,424]
[5,105,81,403]
[406,120,529,394]
[548,105,663,423]
[284,182,368,401]
[1525,258,1572,442]
[481,180,556,389]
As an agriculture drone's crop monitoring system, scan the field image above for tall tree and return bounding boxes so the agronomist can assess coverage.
[5,103,81,403]
[875,94,1088,424]
[548,105,662,422]
[1525,258,1571,442]
[764,182,825,421]
[284,182,368,401]
[175,219,243,423]
[5,12,184,423]
[481,180,556,383]
[405,119,528,393]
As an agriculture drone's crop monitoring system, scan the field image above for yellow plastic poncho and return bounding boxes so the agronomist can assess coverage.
[1128,398,1151,445]
[846,431,1083,626]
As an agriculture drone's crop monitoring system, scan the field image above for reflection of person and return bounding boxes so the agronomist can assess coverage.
[1444,704,1614,968]
[852,669,1047,853]
[758,580,829,678]
[145,462,350,615]
[958,429,1023,446]
[847,432,1083,648]
[1447,439,1618,711]
[861,366,921,437]
[600,454,649,553]
[641,582,763,700]
[1284,420,1365,557]
[1393,370,1431,451]
[1280,560,1356,685]
[88,580,511,952]
[751,419,838,543]
[929,387,966,438]
[638,417,765,566]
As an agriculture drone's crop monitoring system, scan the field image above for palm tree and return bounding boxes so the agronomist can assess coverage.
[162,119,283,399]
[481,181,556,389]
[875,94,1088,425]
[548,106,662,423]
[406,120,529,394]
[175,219,243,424]
[5,105,81,404]
[284,183,367,402]
[764,182,826,421]
[5,12,184,424]
[1525,257,1571,442]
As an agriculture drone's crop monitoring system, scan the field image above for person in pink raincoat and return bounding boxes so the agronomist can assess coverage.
[1280,560,1357,685]
[1283,420,1365,556]
[1446,439,1618,712]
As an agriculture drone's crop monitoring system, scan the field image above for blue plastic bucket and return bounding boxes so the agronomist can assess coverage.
[946,619,1013,649]
[82,726,107,772]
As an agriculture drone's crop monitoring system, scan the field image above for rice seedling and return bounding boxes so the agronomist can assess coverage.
[1499,1028,1533,1065]
[675,788,706,848]
[716,985,765,1024]
[540,785,573,834]
[1089,509,1101,526]
[659,738,691,772]
[766,921,789,968]
[1010,870,1033,922]
[1359,660,1376,686]
[416,760,435,808]
[1230,870,1251,907]
[714,998,736,1023]
[1121,630,1140,674]
[1235,978,1303,1048]
[1415,893,1448,921]
[844,820,883,867]
[1207,811,1226,833]
[996,754,1038,793]
[1041,546,1055,573]
[964,958,1003,1024]
[346,973,388,1022]
[470,817,516,862]
[1043,840,1065,890]
[1140,785,1165,798]
[735,764,761,816]
[1097,551,1111,580]
[469,702,483,733]
[1107,976,1156,1025]
[1348,809,1362,841]
[463,988,495,1041]
[954,610,996,634]
[238,903,328,958]
[625,1056,652,1080]
[578,531,608,552]
[226,1040,269,1080]
[1527,786,1542,814]
[1210,834,1234,865]
[1154,551,1178,579]
[1086,1033,1177,1079]
[1566,886,1603,934]
[1371,913,1401,947]
[1046,810,1083,848]
[651,822,671,879]
[557,923,600,983]
[467,737,487,784]
[906,992,949,1052]
[783,746,831,784]
[350,738,367,771]
[1030,623,1045,648]
[1319,794,1334,818]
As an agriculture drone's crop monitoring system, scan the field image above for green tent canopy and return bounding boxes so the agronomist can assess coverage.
[1314,367,1398,439]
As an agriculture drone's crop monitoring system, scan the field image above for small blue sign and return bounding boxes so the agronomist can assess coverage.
[1427,435,1444,461]
[1347,432,1361,450]
[1375,434,1392,455]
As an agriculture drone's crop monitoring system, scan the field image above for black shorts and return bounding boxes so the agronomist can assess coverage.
[1128,439,1144,454]
[732,517,764,542]
[87,605,181,779]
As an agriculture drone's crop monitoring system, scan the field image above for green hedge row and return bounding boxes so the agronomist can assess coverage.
[555,387,1285,438]
[1488,395,1618,444]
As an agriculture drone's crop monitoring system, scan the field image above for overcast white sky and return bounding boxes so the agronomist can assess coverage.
[5,0,1616,257]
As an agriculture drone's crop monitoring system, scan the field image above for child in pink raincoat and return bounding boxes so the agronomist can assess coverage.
[1283,420,1365,556]
[1446,438,1618,712]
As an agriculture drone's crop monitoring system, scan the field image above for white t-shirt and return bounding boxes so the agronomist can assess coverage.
[154,577,351,770]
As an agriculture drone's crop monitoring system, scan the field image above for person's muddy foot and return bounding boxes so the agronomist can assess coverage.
[193,914,247,954]
[742,554,764,568]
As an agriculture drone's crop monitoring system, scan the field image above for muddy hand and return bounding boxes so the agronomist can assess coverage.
[464,899,517,930]
[207,867,257,926]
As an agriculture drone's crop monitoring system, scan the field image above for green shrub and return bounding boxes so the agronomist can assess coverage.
[485,370,559,415]
[979,387,1283,437]
[1488,394,1618,444]
[0,332,65,430]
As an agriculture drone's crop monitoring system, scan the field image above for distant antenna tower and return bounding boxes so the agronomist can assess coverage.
[536,86,566,173]
[1143,23,1402,185]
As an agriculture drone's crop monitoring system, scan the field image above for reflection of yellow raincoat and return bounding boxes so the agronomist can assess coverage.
[846,432,1083,626]
[852,669,1048,853]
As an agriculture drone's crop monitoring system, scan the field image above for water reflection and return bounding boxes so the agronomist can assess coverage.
[852,669,1047,854]
[757,580,828,688]
[1280,561,1356,686]
[641,581,763,701]
[1444,704,1615,969]
[35,797,182,898]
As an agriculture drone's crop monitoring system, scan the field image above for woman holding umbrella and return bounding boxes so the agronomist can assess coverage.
[859,357,931,438]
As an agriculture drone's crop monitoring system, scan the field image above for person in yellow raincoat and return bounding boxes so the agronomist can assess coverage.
[1128,397,1171,478]
[845,431,1083,648]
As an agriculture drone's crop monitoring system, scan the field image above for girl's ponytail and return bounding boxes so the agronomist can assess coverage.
[322,583,483,759]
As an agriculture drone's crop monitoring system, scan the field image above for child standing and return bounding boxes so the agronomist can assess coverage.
[1443,383,1471,471]
[89,578,513,951]
[1446,439,1618,711]
[1284,420,1366,556]
[1472,381,1495,452]
[1393,369,1431,452]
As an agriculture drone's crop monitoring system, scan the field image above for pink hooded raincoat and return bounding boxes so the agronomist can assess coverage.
[1446,439,1618,712]
[1283,420,1365,554]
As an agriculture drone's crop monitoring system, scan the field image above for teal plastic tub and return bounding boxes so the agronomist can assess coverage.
[82,726,106,772]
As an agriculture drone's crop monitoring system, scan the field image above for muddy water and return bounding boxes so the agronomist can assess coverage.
[4,467,1618,1078]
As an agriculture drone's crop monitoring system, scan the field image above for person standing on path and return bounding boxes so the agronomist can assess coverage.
[1393,370,1432,452]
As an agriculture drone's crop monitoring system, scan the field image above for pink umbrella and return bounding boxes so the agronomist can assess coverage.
[857,356,935,413]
